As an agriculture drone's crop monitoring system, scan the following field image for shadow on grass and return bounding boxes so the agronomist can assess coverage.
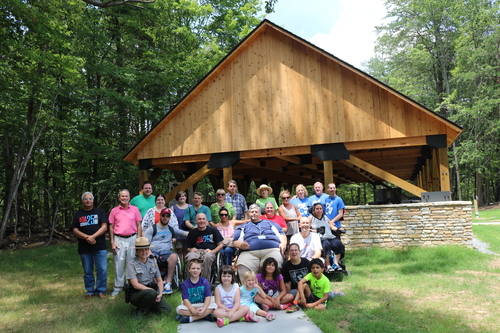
[309,287,492,333]
[0,244,181,333]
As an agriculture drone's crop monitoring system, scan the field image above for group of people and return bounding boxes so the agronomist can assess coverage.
[70,179,346,319]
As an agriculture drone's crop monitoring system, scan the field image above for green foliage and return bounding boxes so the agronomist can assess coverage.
[365,0,500,204]
[0,0,265,241]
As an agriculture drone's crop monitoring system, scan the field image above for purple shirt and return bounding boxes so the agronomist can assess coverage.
[181,276,211,304]
[257,273,283,296]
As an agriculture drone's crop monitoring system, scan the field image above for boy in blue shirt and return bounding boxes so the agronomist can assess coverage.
[175,259,217,323]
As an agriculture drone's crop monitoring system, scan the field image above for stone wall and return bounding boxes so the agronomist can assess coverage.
[342,201,473,249]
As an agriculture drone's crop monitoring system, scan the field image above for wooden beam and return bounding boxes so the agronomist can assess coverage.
[437,148,451,191]
[340,160,378,183]
[148,168,163,185]
[346,155,427,197]
[344,136,428,150]
[277,155,302,165]
[164,164,214,203]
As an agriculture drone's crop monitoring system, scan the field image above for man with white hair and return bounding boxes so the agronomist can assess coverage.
[71,192,108,299]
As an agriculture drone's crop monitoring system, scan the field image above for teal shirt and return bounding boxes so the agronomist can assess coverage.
[130,195,156,218]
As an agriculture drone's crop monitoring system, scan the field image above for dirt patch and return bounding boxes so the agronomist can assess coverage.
[479,202,500,211]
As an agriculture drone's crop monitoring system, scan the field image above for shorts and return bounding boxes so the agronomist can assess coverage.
[306,293,328,307]
[237,248,283,273]
[176,299,217,314]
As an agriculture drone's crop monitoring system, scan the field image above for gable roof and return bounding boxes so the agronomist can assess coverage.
[124,20,462,186]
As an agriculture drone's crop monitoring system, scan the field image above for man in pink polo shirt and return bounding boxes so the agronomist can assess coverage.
[109,189,142,297]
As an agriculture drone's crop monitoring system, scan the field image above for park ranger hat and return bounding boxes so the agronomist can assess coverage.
[132,237,154,249]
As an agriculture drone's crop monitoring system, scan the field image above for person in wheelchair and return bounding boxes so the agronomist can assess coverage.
[216,207,237,266]
[308,203,345,272]
[185,213,223,280]
[144,208,181,295]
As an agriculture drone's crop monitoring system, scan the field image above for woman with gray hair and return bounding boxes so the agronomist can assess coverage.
[233,204,287,277]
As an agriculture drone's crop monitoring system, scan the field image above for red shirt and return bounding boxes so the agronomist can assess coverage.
[260,214,287,230]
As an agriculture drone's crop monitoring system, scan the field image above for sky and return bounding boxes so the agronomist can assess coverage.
[264,0,388,69]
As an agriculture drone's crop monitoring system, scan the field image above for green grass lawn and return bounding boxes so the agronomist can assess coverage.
[1,235,500,333]
[473,207,500,222]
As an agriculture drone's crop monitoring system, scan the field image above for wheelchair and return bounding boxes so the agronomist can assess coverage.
[318,226,351,281]
[153,252,183,290]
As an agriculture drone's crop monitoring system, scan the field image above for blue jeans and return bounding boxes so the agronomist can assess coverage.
[221,246,236,266]
[80,249,108,295]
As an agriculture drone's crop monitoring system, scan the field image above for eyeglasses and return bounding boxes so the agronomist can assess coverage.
[220,214,228,217]
[282,196,290,200]
[217,193,225,196]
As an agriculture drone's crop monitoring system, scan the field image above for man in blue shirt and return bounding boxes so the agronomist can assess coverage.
[324,183,345,225]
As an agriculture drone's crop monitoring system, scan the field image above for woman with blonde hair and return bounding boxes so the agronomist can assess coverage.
[290,184,311,217]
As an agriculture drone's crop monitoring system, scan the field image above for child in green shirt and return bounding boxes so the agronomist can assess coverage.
[297,258,330,310]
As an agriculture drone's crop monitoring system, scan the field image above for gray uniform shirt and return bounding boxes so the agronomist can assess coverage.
[126,256,160,285]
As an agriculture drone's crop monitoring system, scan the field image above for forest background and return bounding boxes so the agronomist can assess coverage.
[1,0,499,246]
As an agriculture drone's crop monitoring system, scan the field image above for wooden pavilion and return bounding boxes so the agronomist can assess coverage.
[124,20,462,202]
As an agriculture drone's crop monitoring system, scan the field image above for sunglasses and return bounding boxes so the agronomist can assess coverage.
[219,214,228,217]
[282,196,290,200]
[161,214,171,217]
[217,193,225,196]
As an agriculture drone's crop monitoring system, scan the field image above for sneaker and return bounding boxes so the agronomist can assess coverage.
[280,302,291,310]
[163,282,172,295]
[204,313,216,322]
[111,289,121,297]
[179,316,192,324]
[286,304,299,313]
[265,313,276,321]
[245,311,259,322]
[217,317,229,328]
[259,304,270,312]
[175,314,183,321]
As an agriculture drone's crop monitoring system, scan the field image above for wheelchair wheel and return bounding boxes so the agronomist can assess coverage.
[172,256,183,289]
[209,251,224,286]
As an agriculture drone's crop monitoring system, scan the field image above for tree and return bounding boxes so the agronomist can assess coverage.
[0,0,266,246]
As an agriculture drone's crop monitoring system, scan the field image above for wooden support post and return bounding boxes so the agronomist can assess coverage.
[139,170,149,193]
[425,160,432,191]
[223,167,232,191]
[164,164,214,203]
[323,160,334,186]
[437,147,451,191]
[431,149,440,192]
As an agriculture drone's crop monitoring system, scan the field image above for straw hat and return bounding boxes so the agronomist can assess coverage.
[132,237,154,249]
[256,184,273,196]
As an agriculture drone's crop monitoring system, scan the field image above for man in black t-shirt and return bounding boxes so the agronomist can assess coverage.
[185,213,223,279]
[70,192,108,299]
[282,243,310,296]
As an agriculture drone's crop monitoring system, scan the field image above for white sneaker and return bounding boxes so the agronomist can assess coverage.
[110,289,121,297]
[163,282,173,295]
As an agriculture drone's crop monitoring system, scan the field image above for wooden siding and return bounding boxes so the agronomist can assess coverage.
[130,23,460,163]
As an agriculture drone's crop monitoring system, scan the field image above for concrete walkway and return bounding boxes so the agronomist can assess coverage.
[177,305,322,333]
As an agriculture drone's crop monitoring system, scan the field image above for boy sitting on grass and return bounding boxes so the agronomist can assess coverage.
[175,259,217,323]
[297,258,330,310]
